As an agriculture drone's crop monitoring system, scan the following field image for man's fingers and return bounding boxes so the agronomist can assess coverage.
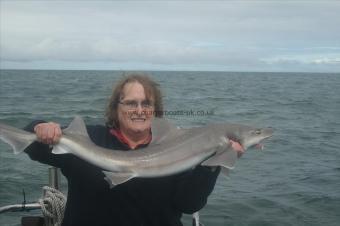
[47,123,56,144]
[34,124,45,142]
[34,122,61,145]
[229,140,244,158]
[53,125,62,143]
[230,140,244,151]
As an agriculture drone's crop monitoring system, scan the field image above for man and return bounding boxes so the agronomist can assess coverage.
[25,73,243,226]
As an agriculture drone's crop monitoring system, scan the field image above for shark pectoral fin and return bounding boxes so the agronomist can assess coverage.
[103,171,135,188]
[201,149,238,169]
[220,167,230,177]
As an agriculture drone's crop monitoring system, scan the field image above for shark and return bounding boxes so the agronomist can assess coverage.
[0,116,273,187]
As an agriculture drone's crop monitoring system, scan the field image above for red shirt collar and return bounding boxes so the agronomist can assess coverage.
[110,128,152,149]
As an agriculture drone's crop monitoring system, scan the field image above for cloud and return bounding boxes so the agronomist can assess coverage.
[1,1,340,72]
[262,53,340,65]
[312,58,340,65]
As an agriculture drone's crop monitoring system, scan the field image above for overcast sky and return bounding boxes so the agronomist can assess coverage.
[1,0,339,72]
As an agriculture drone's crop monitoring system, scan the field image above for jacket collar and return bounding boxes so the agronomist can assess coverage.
[109,128,152,150]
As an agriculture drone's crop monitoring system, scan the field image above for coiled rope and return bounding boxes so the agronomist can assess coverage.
[38,186,66,226]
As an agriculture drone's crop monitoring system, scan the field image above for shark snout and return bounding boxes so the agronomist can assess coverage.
[264,127,274,137]
[254,127,274,150]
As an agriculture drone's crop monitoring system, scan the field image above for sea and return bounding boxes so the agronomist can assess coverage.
[0,70,339,226]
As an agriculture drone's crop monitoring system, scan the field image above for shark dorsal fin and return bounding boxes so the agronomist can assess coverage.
[150,118,179,145]
[52,116,89,155]
[63,116,89,137]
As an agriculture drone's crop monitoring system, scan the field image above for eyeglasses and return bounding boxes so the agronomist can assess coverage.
[118,99,154,110]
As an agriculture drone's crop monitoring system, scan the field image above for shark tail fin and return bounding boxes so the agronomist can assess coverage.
[0,123,36,154]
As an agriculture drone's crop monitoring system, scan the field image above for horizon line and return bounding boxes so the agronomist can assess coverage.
[1,68,339,74]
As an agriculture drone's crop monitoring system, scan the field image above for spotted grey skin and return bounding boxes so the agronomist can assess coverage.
[0,116,273,187]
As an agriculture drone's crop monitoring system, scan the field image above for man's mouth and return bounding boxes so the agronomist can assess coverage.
[131,118,146,122]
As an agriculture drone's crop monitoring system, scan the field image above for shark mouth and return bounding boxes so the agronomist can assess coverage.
[227,136,266,151]
[255,143,264,150]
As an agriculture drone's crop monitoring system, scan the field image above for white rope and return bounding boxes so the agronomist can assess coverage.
[38,186,66,226]
[192,212,205,226]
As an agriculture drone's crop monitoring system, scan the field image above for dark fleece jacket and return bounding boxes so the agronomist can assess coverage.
[24,121,220,226]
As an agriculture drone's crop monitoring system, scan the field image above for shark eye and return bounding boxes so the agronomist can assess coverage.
[255,129,261,135]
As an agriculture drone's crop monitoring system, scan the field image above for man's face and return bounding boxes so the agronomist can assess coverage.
[117,82,154,135]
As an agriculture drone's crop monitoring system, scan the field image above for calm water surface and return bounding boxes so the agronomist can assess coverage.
[0,70,339,226]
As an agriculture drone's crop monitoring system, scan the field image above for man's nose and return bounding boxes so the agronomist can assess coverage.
[136,105,144,115]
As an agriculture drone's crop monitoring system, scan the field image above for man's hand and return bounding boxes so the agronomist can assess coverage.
[230,140,244,158]
[34,122,62,145]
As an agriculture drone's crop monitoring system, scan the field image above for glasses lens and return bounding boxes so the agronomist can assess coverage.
[120,100,153,109]
[141,100,153,108]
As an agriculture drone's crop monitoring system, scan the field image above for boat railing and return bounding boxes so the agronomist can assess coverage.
[0,202,41,214]
[0,167,63,226]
